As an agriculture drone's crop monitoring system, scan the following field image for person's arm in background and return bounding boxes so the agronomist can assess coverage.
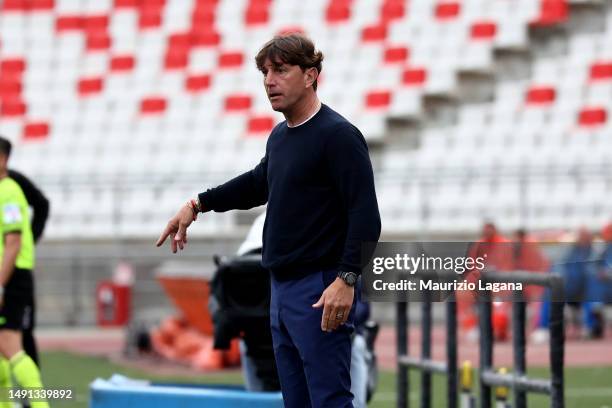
[8,169,50,243]
[157,154,269,253]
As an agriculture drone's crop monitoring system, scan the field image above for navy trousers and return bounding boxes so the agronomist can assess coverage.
[270,269,356,408]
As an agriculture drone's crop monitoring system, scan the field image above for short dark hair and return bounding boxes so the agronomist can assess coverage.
[255,33,324,91]
[0,136,12,158]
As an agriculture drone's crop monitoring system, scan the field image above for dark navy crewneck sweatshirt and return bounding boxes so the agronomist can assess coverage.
[199,104,381,280]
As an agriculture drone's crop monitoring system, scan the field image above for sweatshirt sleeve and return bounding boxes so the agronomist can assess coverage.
[198,154,268,212]
[325,123,381,275]
[8,169,50,242]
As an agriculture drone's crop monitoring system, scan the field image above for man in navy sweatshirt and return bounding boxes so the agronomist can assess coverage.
[157,33,381,408]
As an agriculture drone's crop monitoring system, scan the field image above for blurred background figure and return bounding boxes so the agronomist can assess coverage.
[459,221,512,341]
[582,222,612,338]
[8,168,49,369]
[481,222,509,244]
[512,228,550,277]
[0,137,49,408]
[533,227,601,342]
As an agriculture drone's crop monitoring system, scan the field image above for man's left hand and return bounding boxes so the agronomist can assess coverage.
[312,277,354,332]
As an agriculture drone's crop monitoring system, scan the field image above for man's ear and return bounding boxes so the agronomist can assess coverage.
[304,67,318,88]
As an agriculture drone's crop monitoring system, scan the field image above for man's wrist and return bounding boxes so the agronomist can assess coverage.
[186,200,198,221]
[337,271,358,287]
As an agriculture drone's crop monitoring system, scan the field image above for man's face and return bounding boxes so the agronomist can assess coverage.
[577,228,592,247]
[482,223,496,241]
[261,58,312,112]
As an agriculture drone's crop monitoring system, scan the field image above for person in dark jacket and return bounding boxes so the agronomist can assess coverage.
[158,33,381,408]
[534,228,598,341]
[583,222,612,338]
[7,169,49,368]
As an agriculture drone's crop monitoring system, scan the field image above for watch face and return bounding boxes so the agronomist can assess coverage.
[345,272,357,286]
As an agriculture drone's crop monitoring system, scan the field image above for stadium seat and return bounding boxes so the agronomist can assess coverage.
[578,107,607,127]
[525,86,556,105]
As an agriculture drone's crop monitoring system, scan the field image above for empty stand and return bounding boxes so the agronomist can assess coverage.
[0,0,609,238]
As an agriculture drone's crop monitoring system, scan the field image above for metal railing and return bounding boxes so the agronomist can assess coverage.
[396,271,565,408]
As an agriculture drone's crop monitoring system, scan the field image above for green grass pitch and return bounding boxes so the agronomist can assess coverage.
[40,351,612,407]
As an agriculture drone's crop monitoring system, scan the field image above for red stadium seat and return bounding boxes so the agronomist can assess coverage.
[164,33,192,70]
[218,52,243,68]
[169,33,191,49]
[471,22,497,40]
[110,56,135,72]
[435,2,460,20]
[164,49,189,70]
[326,2,351,23]
[191,29,221,47]
[3,0,53,11]
[0,79,22,99]
[381,0,405,23]
[56,16,84,31]
[185,74,212,93]
[115,0,138,7]
[402,68,427,86]
[245,8,269,26]
[2,0,25,10]
[84,15,109,33]
[525,86,556,105]
[225,95,252,111]
[277,26,305,35]
[578,107,607,127]
[590,62,612,81]
[192,4,216,27]
[139,6,163,29]
[248,116,275,134]
[86,33,111,51]
[245,0,271,26]
[142,0,166,5]
[78,78,104,96]
[32,0,54,9]
[366,91,392,109]
[532,0,568,26]
[0,59,26,76]
[3,0,28,11]
[0,100,26,117]
[141,97,167,114]
[362,24,387,42]
[23,122,50,140]
[384,46,409,64]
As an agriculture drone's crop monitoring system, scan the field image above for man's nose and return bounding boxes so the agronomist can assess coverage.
[264,71,275,87]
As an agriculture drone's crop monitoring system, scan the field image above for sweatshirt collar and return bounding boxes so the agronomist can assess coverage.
[287,102,322,128]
